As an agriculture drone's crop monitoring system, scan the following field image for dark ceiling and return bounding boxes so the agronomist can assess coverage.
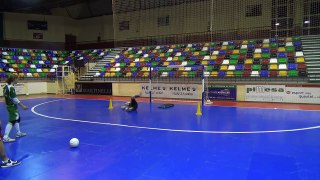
[0,0,113,19]
[0,0,207,19]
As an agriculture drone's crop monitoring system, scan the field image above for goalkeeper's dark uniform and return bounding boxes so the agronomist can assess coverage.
[121,97,138,112]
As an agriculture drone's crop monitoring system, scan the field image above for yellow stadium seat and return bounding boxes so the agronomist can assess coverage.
[130,63,135,67]
[233,50,239,54]
[184,48,190,52]
[210,55,217,60]
[254,54,261,59]
[262,44,269,48]
[43,69,49,73]
[143,72,149,77]
[278,47,285,52]
[125,72,132,77]
[269,64,278,70]
[182,72,188,77]
[296,57,305,63]
[159,53,165,57]
[173,57,179,61]
[279,71,287,77]
[12,64,18,68]
[18,73,24,78]
[193,52,200,56]
[110,59,115,63]
[139,58,145,62]
[227,71,234,77]
[201,61,208,65]
[221,46,227,50]
[286,37,292,42]
[129,54,134,58]
[33,73,39,77]
[245,59,253,64]
[220,65,228,71]
[211,71,218,77]
[123,51,128,55]
[242,40,248,45]
[141,67,148,71]
[163,62,169,66]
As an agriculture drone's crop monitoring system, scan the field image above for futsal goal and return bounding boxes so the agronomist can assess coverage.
[140,65,213,105]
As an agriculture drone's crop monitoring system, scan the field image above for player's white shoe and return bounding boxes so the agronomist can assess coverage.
[16,132,27,138]
[1,159,21,168]
[3,137,15,143]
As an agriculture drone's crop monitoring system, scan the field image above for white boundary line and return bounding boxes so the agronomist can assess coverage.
[48,97,320,112]
[30,99,320,134]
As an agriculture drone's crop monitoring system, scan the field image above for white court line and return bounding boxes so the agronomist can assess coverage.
[59,97,320,112]
[31,99,320,134]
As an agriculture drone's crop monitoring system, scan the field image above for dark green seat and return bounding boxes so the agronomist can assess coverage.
[234,71,243,77]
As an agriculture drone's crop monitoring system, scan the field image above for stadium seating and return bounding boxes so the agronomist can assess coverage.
[0,37,306,79]
[100,37,306,78]
[0,48,111,78]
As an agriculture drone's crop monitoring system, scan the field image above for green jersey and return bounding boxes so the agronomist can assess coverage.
[3,84,17,106]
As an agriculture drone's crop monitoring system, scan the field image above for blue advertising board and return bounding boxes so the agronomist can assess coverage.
[207,85,236,100]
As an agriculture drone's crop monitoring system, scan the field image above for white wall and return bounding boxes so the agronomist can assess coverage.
[113,0,276,40]
[3,0,305,44]
[3,12,114,44]
[64,17,78,37]
[4,12,66,42]
[0,82,56,96]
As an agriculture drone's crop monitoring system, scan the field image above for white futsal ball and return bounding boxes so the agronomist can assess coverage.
[69,138,79,148]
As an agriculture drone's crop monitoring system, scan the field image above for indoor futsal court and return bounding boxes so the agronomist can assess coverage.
[1,95,320,179]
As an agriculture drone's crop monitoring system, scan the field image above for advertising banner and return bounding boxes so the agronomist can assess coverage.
[0,83,26,95]
[207,85,236,100]
[285,87,320,104]
[141,83,199,99]
[75,82,112,95]
[245,85,286,102]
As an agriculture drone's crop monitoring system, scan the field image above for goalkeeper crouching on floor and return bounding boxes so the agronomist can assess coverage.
[121,96,138,112]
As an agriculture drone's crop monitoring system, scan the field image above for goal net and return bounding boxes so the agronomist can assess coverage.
[140,65,207,105]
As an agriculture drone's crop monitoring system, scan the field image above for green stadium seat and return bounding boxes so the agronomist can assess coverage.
[288,70,298,77]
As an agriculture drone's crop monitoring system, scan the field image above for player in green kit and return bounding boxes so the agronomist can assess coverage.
[2,75,28,143]
[0,120,21,167]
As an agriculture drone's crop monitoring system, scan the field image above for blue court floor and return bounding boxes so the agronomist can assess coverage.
[1,97,320,180]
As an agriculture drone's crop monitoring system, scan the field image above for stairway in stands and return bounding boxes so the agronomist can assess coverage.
[79,48,125,81]
[301,35,320,82]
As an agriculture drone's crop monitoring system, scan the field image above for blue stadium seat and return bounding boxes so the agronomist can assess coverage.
[190,56,197,61]
[155,57,161,62]
[294,41,302,47]
[270,38,277,43]
[260,70,268,77]
[288,63,297,70]
[219,50,226,55]
[218,71,226,77]
[236,64,244,70]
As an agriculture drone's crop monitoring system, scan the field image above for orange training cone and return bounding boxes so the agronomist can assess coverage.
[196,102,202,116]
[108,99,113,110]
